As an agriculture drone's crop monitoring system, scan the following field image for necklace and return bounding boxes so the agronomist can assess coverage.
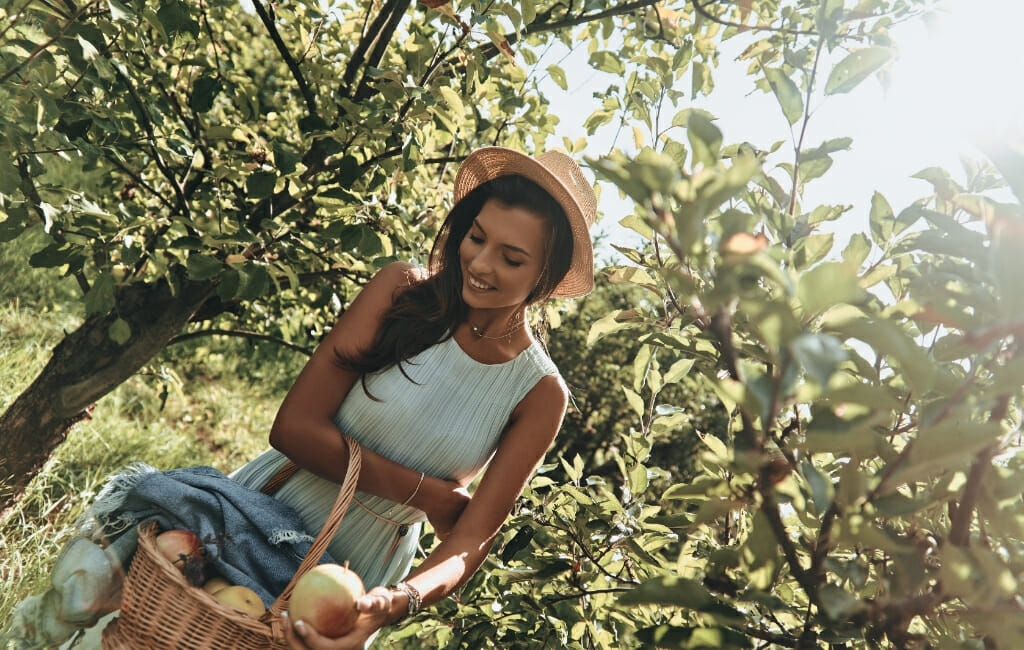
[470,314,524,340]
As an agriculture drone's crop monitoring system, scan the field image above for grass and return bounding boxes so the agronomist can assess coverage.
[0,231,304,634]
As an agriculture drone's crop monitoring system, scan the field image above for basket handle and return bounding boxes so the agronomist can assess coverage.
[260,435,362,624]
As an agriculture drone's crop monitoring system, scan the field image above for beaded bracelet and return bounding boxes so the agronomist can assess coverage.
[389,581,422,619]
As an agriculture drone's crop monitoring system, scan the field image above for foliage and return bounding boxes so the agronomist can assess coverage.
[544,274,723,485]
[6,0,1024,649]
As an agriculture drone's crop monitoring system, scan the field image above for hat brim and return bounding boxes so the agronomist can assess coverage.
[453,147,594,299]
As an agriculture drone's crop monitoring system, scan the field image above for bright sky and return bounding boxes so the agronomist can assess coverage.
[541,0,1024,253]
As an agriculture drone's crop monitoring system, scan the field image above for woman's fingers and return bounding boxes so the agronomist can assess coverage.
[281,612,310,649]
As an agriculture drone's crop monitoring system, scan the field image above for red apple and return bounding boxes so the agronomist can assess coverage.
[288,563,365,637]
[155,529,205,584]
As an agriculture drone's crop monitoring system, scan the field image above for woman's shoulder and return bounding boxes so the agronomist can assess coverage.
[369,260,429,290]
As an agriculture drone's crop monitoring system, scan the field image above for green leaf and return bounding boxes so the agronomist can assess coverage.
[868,191,895,241]
[589,51,625,75]
[84,273,116,315]
[29,242,73,268]
[186,254,222,281]
[800,461,833,514]
[764,67,803,125]
[619,576,719,610]
[818,584,862,620]
[155,0,199,38]
[841,233,871,267]
[547,64,567,91]
[0,157,20,194]
[798,137,853,162]
[437,86,465,118]
[108,317,132,345]
[587,309,639,344]
[246,170,277,199]
[189,75,222,113]
[622,386,645,419]
[273,142,302,176]
[797,262,864,317]
[106,0,134,22]
[687,112,722,168]
[790,333,847,385]
[235,264,270,301]
[889,420,1002,488]
[825,47,893,95]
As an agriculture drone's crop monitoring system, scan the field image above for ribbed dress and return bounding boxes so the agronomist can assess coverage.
[229,334,560,590]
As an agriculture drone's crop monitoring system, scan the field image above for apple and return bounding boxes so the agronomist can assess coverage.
[288,563,365,637]
[201,576,232,595]
[214,585,266,617]
[155,529,205,585]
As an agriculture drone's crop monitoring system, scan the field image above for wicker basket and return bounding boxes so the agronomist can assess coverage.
[101,437,361,649]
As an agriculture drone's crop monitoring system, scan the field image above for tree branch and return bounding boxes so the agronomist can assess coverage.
[340,0,407,98]
[354,0,413,101]
[481,0,660,60]
[250,0,318,119]
[168,328,314,356]
[0,0,102,85]
[788,39,824,216]
[692,0,818,37]
[949,394,1009,546]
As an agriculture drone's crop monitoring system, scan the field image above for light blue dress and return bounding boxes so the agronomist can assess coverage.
[229,334,560,589]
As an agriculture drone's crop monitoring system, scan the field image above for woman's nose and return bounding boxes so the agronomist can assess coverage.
[468,249,494,275]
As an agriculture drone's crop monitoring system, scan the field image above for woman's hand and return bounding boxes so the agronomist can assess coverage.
[423,480,470,541]
[281,587,397,650]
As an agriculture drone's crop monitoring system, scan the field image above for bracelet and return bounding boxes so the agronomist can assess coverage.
[401,472,425,507]
[389,581,422,619]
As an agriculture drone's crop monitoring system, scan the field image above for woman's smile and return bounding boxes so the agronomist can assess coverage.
[459,199,548,311]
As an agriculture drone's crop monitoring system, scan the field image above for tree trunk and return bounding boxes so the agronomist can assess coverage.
[0,278,215,517]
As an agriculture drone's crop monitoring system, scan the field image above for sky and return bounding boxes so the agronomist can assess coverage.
[539,0,1024,255]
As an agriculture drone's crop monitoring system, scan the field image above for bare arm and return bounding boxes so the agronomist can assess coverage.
[268,261,468,532]
[283,373,569,649]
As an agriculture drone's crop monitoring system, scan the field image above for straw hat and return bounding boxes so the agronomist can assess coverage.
[453,147,598,299]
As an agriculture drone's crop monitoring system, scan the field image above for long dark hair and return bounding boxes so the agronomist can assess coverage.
[335,174,573,379]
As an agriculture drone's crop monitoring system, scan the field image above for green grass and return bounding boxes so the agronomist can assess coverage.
[0,232,301,631]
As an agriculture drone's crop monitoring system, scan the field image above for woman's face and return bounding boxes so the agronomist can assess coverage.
[459,198,549,311]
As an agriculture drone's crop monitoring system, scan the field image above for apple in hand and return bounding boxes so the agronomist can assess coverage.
[288,563,366,637]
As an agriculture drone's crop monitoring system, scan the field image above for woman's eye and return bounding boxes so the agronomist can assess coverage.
[468,234,484,244]
[505,258,524,267]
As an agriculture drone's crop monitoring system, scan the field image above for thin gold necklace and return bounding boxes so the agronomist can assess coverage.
[470,313,524,340]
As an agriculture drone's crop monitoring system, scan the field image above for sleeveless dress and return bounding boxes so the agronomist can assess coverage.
[229,334,560,590]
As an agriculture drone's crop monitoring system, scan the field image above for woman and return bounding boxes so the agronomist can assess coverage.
[231,146,597,649]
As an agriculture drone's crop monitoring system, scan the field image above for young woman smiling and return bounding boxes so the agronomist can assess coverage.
[227,147,598,649]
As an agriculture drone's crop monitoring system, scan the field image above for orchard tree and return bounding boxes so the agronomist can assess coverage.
[0,0,676,512]
[8,1,1024,649]
[385,2,1024,650]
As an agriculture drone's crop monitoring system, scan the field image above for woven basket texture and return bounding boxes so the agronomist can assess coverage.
[101,437,361,649]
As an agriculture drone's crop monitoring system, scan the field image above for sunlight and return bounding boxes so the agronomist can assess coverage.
[887,0,1024,157]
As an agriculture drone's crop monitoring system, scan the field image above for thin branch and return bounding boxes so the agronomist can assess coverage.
[168,328,314,356]
[481,0,660,60]
[110,61,191,222]
[692,0,818,37]
[759,488,820,607]
[541,587,632,604]
[355,0,413,101]
[949,395,1010,546]
[0,0,42,48]
[340,0,406,98]
[789,39,824,217]
[0,0,103,85]
[250,0,318,118]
